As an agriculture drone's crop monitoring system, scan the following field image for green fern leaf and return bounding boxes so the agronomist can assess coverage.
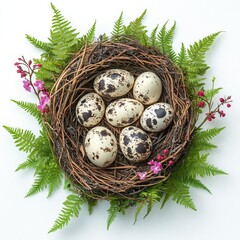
[84,21,96,44]
[187,178,211,193]
[25,169,49,197]
[47,164,63,197]
[49,194,84,233]
[176,43,188,67]
[148,25,159,47]
[134,201,145,224]
[25,34,52,52]
[107,199,120,230]
[124,9,148,45]
[15,156,38,171]
[194,127,225,143]
[11,100,42,125]
[188,32,220,64]
[4,126,36,153]
[157,21,177,61]
[111,12,124,36]
[171,182,196,210]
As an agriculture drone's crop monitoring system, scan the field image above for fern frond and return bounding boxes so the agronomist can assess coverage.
[188,32,221,65]
[111,12,124,36]
[134,200,145,224]
[15,156,38,171]
[25,34,52,52]
[25,170,49,197]
[148,25,158,47]
[157,21,177,61]
[84,21,96,44]
[176,43,188,67]
[124,9,148,45]
[107,199,130,230]
[47,164,63,197]
[11,100,42,125]
[4,126,36,153]
[49,194,84,233]
[171,182,196,210]
[194,127,225,143]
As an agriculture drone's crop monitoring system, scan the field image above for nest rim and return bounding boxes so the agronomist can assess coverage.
[50,36,194,200]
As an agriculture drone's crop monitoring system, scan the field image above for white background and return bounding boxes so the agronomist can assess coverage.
[0,0,240,239]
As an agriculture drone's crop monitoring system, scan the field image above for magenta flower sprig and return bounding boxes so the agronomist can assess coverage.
[14,57,49,113]
[196,89,232,129]
[137,149,173,180]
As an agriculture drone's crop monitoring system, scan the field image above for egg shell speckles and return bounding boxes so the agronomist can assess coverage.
[105,98,144,127]
[140,103,174,132]
[119,126,152,162]
[84,126,117,167]
[133,71,162,105]
[76,93,105,127]
[93,69,134,98]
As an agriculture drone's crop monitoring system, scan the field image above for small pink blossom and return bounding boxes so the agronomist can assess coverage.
[34,80,45,91]
[150,161,162,174]
[198,101,205,108]
[37,95,50,112]
[157,154,164,160]
[227,103,231,108]
[219,110,226,117]
[137,172,147,180]
[33,63,42,69]
[219,98,225,103]
[22,79,31,92]
[163,149,169,156]
[168,160,174,166]
[197,90,204,97]
[20,72,27,78]
[148,160,155,165]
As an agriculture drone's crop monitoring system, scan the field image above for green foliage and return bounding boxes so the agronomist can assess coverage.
[4,126,36,153]
[49,194,85,233]
[111,12,124,36]
[11,100,42,125]
[123,10,148,45]
[157,21,177,62]
[107,198,130,230]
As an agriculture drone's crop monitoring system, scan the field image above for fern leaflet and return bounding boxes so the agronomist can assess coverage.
[49,194,84,233]
[111,12,124,36]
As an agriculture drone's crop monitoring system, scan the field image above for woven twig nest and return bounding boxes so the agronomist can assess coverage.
[50,37,194,199]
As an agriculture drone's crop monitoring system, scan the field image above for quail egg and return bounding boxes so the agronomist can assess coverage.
[119,126,152,162]
[93,69,134,98]
[76,93,105,127]
[105,98,144,127]
[140,102,174,132]
[133,71,162,105]
[84,126,117,167]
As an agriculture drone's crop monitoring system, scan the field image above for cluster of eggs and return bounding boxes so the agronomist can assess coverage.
[76,69,174,167]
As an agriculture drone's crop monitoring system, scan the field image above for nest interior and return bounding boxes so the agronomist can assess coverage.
[50,37,193,199]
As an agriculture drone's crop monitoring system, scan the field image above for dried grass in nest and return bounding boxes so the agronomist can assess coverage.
[50,37,194,199]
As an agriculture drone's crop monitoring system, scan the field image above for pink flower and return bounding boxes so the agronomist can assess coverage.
[37,95,50,112]
[157,154,164,160]
[34,80,45,91]
[163,149,169,156]
[206,113,215,121]
[22,79,31,92]
[148,160,155,165]
[137,172,147,180]
[219,98,225,103]
[198,101,205,108]
[33,63,42,69]
[197,90,204,97]
[168,160,174,166]
[219,110,226,117]
[227,103,231,108]
[20,72,27,78]
[150,161,162,174]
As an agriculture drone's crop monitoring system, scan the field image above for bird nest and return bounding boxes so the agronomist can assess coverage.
[50,37,194,199]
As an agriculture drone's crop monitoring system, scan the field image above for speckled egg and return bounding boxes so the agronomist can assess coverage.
[119,126,152,162]
[140,103,174,132]
[105,98,144,127]
[76,93,105,127]
[84,126,117,167]
[93,69,134,98]
[133,71,162,105]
